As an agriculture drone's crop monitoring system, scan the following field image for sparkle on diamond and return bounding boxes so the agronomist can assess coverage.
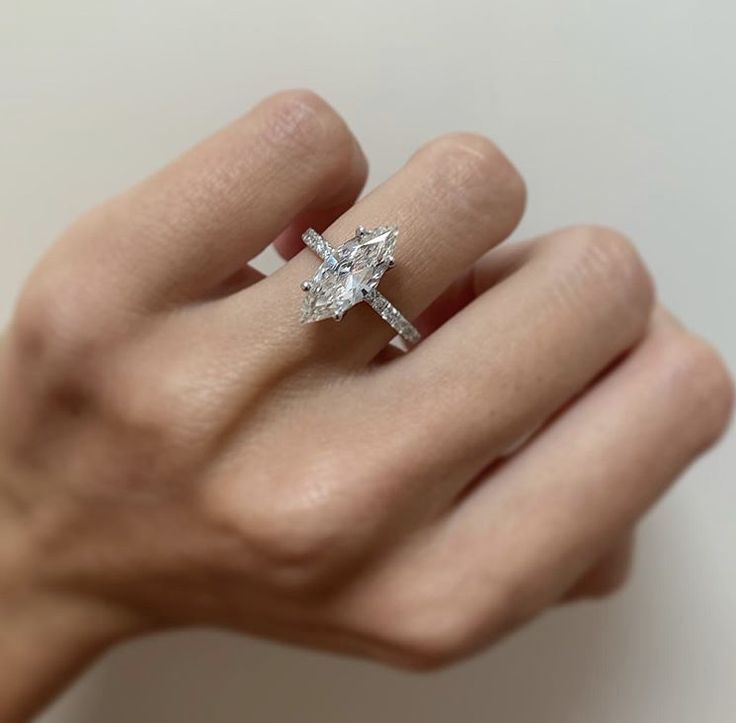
[301,227,397,323]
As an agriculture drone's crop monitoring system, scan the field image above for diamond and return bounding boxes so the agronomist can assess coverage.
[301,227,397,323]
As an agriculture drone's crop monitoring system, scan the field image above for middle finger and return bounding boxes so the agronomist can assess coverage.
[220,133,526,368]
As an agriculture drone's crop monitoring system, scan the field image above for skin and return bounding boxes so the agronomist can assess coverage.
[0,89,733,721]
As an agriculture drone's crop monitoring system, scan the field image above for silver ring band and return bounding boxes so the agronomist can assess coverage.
[363,289,422,345]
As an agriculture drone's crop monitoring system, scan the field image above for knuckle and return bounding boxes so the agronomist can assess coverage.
[254,499,345,573]
[547,225,655,328]
[380,610,476,671]
[369,573,527,672]
[587,570,631,599]
[100,348,231,465]
[565,577,628,602]
[426,131,504,170]
[659,331,735,447]
[12,265,109,372]
[566,559,633,601]
[259,89,352,163]
[475,572,535,642]
[83,378,199,494]
[206,463,362,591]
[106,371,187,443]
[418,133,526,230]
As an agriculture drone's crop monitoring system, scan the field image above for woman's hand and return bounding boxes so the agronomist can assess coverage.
[0,90,732,721]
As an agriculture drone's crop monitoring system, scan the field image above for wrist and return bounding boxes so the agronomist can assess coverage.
[0,473,143,722]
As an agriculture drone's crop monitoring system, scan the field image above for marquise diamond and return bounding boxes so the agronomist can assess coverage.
[301,226,397,323]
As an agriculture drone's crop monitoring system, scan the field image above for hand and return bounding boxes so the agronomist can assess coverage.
[0,90,732,721]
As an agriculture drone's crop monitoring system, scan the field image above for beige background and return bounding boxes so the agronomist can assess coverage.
[2,1,734,721]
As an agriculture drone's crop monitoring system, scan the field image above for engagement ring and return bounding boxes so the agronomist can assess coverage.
[300,226,421,345]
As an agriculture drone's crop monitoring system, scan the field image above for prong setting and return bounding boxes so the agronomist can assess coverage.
[299,225,420,344]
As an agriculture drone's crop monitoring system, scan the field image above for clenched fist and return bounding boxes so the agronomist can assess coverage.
[0,90,732,722]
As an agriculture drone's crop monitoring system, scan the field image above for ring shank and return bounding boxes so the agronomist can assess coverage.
[364,290,422,345]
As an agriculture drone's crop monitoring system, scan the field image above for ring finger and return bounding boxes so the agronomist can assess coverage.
[207,132,526,369]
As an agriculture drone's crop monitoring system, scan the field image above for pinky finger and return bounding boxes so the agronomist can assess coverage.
[562,532,635,601]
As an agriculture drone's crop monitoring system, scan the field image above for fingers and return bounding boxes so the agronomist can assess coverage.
[336,310,733,669]
[238,132,526,365]
[370,226,656,497]
[270,148,373,262]
[442,309,732,622]
[48,90,367,311]
[562,532,635,601]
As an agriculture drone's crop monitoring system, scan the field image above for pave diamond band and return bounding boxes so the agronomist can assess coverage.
[300,226,421,345]
[363,289,422,345]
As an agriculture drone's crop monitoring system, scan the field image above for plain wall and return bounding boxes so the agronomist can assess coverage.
[1,1,734,721]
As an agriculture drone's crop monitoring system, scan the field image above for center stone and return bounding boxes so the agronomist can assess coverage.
[301,227,397,323]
